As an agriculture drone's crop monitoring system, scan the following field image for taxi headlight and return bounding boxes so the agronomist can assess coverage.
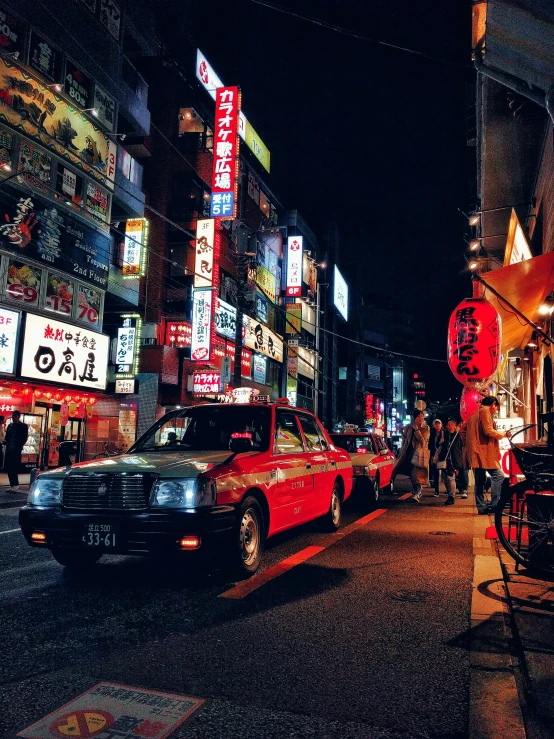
[29,478,63,506]
[151,478,217,508]
[353,466,369,476]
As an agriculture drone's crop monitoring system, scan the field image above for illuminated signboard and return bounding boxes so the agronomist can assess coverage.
[115,314,141,377]
[243,314,283,363]
[123,218,148,277]
[286,236,303,297]
[334,265,349,321]
[286,303,302,334]
[196,50,270,173]
[194,218,215,288]
[166,321,191,347]
[253,353,267,384]
[20,313,109,390]
[193,371,221,394]
[191,288,212,361]
[215,298,236,340]
[0,305,20,375]
[210,86,240,219]
[256,263,277,303]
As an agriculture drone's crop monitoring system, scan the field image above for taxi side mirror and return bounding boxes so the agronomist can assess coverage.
[229,433,253,454]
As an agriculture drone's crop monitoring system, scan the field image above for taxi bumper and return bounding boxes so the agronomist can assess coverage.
[19,504,236,556]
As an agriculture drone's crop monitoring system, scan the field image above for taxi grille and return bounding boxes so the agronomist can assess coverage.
[62,474,157,511]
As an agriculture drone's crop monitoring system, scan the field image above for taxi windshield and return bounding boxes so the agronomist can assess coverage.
[132,405,272,452]
[330,434,373,454]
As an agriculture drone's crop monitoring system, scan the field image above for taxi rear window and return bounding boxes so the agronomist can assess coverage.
[133,406,272,452]
[330,435,374,454]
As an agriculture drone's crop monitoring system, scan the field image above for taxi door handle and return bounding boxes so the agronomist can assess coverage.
[305,463,312,470]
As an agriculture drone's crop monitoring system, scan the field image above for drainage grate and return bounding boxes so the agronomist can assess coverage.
[428,531,455,536]
[390,590,434,603]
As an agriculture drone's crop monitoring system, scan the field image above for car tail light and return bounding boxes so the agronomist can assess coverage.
[179,536,201,550]
[31,532,47,543]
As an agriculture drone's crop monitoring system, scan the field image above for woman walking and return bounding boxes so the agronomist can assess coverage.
[392,409,430,503]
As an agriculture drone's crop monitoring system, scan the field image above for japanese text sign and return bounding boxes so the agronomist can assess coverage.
[194,219,215,288]
[193,371,221,394]
[256,263,277,303]
[215,298,236,340]
[191,288,212,361]
[286,236,303,297]
[210,86,240,219]
[243,314,283,363]
[115,378,136,394]
[123,219,147,277]
[165,322,191,347]
[0,305,20,374]
[333,265,348,321]
[116,317,137,374]
[20,314,109,390]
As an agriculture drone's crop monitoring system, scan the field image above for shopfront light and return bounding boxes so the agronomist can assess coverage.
[469,213,480,226]
[468,260,480,271]
[527,331,538,348]
[469,239,480,251]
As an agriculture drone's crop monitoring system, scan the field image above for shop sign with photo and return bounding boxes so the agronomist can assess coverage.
[62,167,77,197]
[115,378,136,394]
[211,86,240,219]
[194,218,215,288]
[18,141,52,192]
[76,284,101,326]
[85,182,108,223]
[0,8,24,57]
[256,263,277,303]
[122,218,147,277]
[191,287,212,361]
[286,236,303,297]
[193,371,221,395]
[4,258,41,310]
[21,314,109,390]
[286,375,297,406]
[0,125,13,168]
[0,187,111,289]
[0,305,20,374]
[45,270,74,317]
[243,314,283,363]
[0,57,116,189]
[215,297,236,340]
[100,0,122,40]
[255,293,269,325]
[28,31,61,82]
[253,353,267,385]
[115,316,138,374]
[92,83,116,132]
[64,61,93,109]
[303,253,317,294]
[286,303,302,334]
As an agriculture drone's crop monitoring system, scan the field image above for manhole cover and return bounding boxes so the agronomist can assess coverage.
[428,531,455,536]
[390,590,434,603]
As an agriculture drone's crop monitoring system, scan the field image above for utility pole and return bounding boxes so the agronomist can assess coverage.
[314,282,321,417]
[233,252,250,388]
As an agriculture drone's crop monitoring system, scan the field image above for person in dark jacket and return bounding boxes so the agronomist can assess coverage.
[437,418,464,506]
[429,419,445,496]
[4,411,28,492]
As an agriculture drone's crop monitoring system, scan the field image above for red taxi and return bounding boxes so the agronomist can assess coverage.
[20,401,352,576]
[329,430,395,506]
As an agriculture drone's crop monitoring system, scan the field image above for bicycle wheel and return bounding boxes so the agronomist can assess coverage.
[495,484,554,574]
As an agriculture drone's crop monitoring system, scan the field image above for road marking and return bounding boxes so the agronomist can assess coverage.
[0,528,20,535]
[398,493,412,500]
[220,508,387,600]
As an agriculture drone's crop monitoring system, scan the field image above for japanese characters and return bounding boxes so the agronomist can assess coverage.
[210,86,239,219]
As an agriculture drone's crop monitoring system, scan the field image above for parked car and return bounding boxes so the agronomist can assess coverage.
[20,401,352,576]
[329,431,395,506]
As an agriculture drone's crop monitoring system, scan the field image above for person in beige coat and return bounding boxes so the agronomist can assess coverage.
[464,395,507,514]
[392,409,430,503]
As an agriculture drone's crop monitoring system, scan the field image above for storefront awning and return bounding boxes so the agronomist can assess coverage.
[480,251,554,354]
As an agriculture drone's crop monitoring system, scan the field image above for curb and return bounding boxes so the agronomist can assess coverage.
[469,512,527,738]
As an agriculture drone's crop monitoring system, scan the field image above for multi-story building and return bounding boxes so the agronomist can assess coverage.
[0,0,154,469]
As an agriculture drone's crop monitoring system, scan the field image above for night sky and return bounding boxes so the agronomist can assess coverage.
[156,0,473,399]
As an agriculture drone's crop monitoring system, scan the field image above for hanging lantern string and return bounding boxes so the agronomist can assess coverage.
[473,274,554,345]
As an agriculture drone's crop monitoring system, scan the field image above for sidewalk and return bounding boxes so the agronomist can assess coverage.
[0,472,30,509]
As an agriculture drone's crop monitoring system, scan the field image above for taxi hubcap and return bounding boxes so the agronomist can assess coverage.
[240,510,259,565]
[331,492,340,524]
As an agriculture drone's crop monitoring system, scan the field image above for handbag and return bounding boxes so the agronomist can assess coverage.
[411,447,430,468]
[436,432,458,471]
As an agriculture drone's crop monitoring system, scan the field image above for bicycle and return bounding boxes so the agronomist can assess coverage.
[494,416,554,575]
[92,442,125,459]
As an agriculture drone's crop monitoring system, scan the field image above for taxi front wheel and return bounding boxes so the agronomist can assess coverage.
[323,483,342,531]
[233,496,265,576]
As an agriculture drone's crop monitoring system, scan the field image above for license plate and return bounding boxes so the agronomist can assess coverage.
[82,523,118,548]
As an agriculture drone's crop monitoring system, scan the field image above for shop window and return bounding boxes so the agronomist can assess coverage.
[54,164,84,208]
[116,145,143,188]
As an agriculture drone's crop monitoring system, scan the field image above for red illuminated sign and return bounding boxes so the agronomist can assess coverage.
[193,371,221,394]
[210,86,240,219]
[166,321,192,347]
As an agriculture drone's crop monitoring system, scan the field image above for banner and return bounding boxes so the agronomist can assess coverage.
[256,263,277,303]
[191,288,212,361]
[286,303,302,334]
[243,314,283,363]
[0,57,116,189]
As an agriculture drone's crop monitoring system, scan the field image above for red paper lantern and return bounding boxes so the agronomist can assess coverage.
[73,395,81,403]
[64,394,73,402]
[88,397,97,405]
[447,298,501,385]
[460,386,481,422]
[54,392,64,402]
[34,390,42,399]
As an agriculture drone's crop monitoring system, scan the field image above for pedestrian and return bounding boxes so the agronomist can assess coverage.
[455,420,469,499]
[464,396,507,514]
[437,418,464,506]
[0,415,5,471]
[4,410,29,492]
[392,409,430,503]
[429,419,445,497]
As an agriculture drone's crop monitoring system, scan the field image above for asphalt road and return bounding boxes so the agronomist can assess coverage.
[0,486,475,739]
